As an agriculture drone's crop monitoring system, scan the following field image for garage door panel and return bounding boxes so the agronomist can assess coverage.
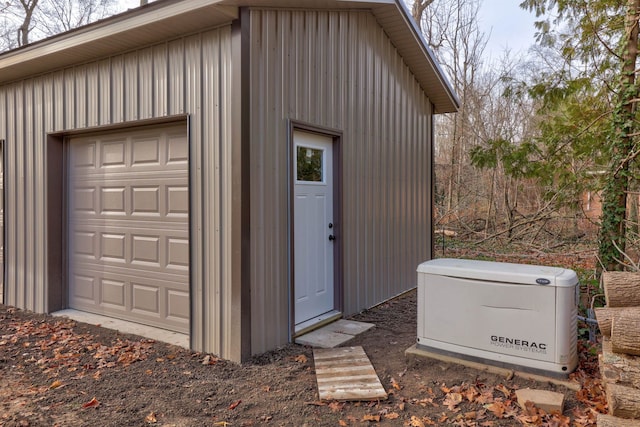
[73,142,97,168]
[167,186,189,216]
[69,178,187,220]
[131,283,159,314]
[101,141,126,167]
[100,233,126,261]
[73,187,97,212]
[71,226,187,271]
[101,187,126,214]
[132,187,160,214]
[69,268,189,331]
[71,232,187,271]
[167,134,189,164]
[69,124,189,334]
[69,271,188,331]
[131,235,161,265]
[131,137,162,165]
[73,231,97,257]
[71,274,96,302]
[101,279,126,308]
[167,237,189,269]
[167,290,190,321]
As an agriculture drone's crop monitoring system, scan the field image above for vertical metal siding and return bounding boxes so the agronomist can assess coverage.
[249,9,433,354]
[153,45,168,118]
[139,49,153,120]
[112,56,124,123]
[98,60,111,126]
[24,81,35,310]
[0,26,235,359]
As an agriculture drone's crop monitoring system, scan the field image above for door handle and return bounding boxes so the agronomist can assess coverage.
[328,235,336,241]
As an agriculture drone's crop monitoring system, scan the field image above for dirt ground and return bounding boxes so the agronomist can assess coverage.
[0,283,604,427]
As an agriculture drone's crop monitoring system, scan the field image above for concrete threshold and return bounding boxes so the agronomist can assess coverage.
[52,309,189,349]
[295,319,375,348]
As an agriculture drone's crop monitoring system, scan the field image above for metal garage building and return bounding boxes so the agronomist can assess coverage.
[0,0,458,362]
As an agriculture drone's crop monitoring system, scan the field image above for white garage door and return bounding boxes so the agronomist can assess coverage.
[68,124,190,333]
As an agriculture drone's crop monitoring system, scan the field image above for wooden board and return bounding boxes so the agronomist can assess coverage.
[313,346,387,401]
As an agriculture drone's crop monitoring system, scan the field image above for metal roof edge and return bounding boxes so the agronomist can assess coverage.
[391,0,460,113]
[0,0,459,114]
[0,0,237,84]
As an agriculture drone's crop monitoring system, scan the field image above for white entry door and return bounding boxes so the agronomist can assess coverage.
[294,131,335,326]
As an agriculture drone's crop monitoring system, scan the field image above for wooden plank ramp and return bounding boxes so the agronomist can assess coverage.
[313,346,387,401]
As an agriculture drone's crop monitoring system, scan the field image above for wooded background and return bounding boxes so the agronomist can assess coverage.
[3,0,640,271]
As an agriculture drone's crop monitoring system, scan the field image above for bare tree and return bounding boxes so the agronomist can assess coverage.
[413,0,489,222]
[0,0,41,47]
[411,0,434,32]
[412,0,578,249]
[36,0,117,36]
[0,0,120,51]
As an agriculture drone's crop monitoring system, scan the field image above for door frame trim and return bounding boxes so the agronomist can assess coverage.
[287,121,343,340]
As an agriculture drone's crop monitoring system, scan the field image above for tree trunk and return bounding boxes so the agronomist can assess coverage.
[17,0,39,47]
[598,0,640,271]
[606,382,640,419]
[594,307,640,336]
[612,310,640,355]
[598,413,640,427]
[603,272,640,307]
[411,0,435,32]
[484,167,496,237]
[600,338,640,389]
[595,307,613,336]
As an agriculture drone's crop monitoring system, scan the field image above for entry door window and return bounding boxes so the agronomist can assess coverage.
[296,146,324,182]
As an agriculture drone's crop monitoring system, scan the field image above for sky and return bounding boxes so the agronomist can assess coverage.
[117,0,539,60]
[477,1,539,60]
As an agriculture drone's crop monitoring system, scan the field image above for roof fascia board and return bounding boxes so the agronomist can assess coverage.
[0,0,458,113]
[0,0,236,69]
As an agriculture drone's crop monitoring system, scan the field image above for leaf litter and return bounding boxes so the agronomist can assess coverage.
[0,250,605,426]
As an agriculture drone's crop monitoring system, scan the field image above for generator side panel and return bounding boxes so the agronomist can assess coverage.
[555,285,578,372]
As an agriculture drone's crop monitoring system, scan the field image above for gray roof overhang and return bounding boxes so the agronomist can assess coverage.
[0,0,459,113]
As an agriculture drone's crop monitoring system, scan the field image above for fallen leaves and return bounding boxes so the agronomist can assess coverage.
[2,315,155,380]
[328,401,344,413]
[49,380,63,389]
[484,401,507,418]
[81,397,100,409]
[0,276,604,427]
[145,411,157,424]
[390,377,402,390]
[294,354,308,364]
[384,411,400,420]
[442,391,463,411]
[228,400,242,410]
[321,379,599,427]
[202,354,218,365]
[362,413,380,422]
[494,384,511,398]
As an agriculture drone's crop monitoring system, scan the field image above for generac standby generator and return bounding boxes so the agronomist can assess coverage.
[417,258,578,377]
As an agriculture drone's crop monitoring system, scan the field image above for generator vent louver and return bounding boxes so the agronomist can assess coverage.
[417,258,578,378]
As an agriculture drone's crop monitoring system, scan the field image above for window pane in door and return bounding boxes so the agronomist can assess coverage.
[296,146,323,182]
